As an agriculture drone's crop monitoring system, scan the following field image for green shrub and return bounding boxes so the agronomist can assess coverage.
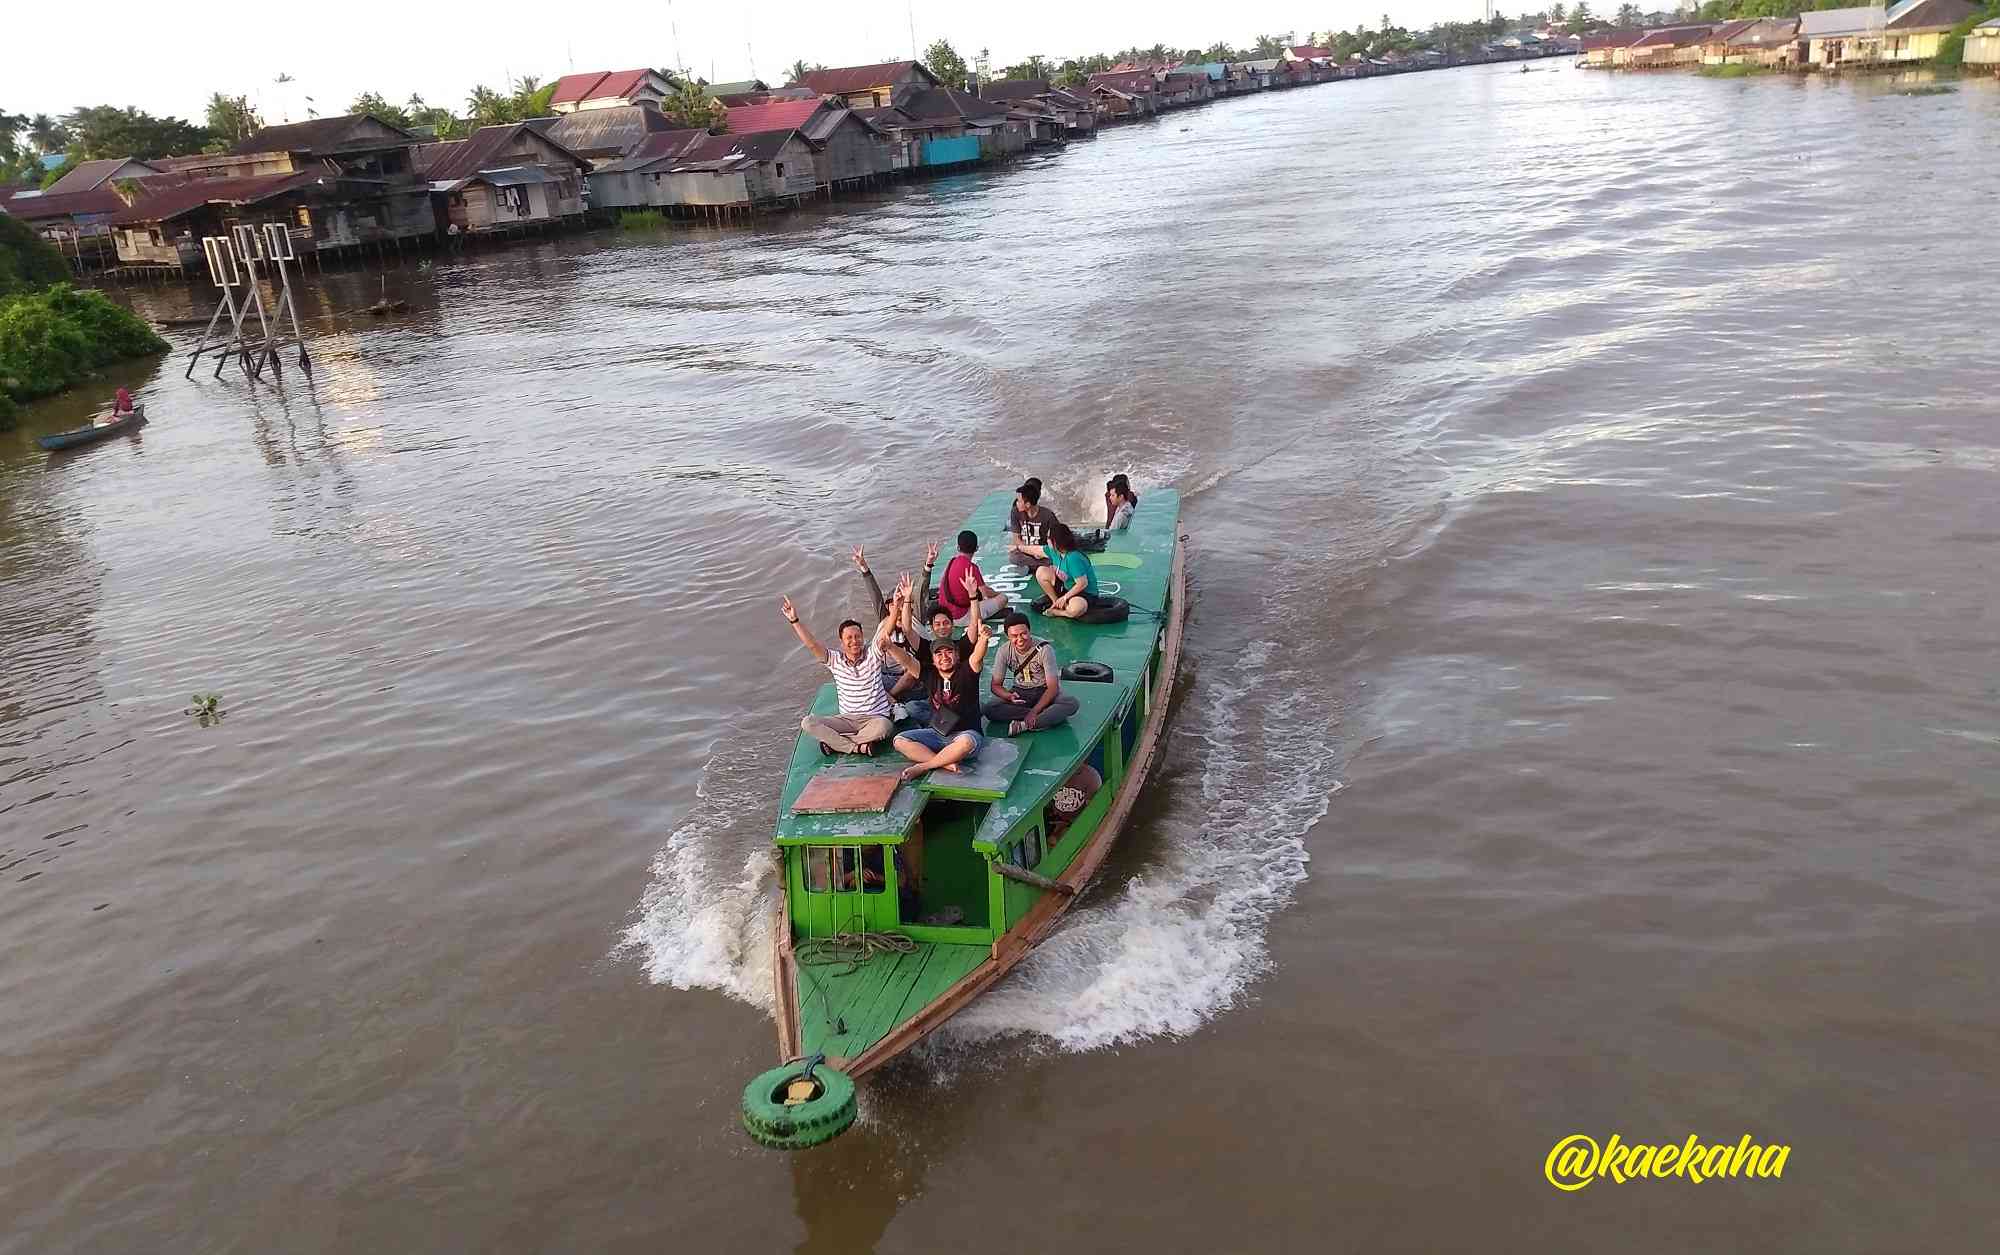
[0,285,169,407]
[617,209,669,231]
[0,213,71,298]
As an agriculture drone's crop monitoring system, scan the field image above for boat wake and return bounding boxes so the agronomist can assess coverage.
[619,593,1341,1076]
[616,759,780,1013]
[925,638,1332,1064]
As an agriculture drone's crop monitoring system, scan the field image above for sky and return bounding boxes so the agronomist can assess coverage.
[8,0,1503,127]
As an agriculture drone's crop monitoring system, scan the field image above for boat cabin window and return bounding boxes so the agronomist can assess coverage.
[802,845,884,894]
[1004,822,1046,870]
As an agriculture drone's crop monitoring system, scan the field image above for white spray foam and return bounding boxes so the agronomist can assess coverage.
[933,637,1332,1057]
[620,629,1342,1066]
[616,769,781,1013]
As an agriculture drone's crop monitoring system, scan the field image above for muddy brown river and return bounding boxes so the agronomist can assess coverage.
[3,65,1997,1252]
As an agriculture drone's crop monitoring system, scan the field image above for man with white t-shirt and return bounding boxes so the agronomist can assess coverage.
[781,573,911,756]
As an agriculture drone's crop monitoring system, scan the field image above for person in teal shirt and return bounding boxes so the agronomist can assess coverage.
[1035,522,1108,620]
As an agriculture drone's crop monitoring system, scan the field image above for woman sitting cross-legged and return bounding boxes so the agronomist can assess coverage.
[1034,522,1112,620]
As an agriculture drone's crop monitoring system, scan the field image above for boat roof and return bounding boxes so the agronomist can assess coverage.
[775,487,1181,849]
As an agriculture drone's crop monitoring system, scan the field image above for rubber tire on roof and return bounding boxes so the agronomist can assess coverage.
[1063,661,1114,683]
[741,1063,857,1150]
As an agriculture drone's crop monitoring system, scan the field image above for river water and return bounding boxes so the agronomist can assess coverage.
[4,65,1997,1252]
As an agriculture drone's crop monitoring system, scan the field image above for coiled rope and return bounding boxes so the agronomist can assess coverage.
[796,926,917,978]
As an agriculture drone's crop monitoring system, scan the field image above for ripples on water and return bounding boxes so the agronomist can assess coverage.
[3,67,1998,1252]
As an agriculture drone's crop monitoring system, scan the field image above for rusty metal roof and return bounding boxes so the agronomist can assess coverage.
[1630,24,1716,47]
[44,158,161,196]
[980,78,1051,101]
[794,62,938,94]
[724,100,824,135]
[109,172,320,225]
[412,123,590,182]
[540,106,684,158]
[0,187,129,220]
[230,115,416,156]
[587,129,711,173]
[549,69,662,105]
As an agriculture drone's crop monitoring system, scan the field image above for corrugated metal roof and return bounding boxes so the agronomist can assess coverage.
[1579,28,1645,49]
[1799,6,1885,37]
[231,115,415,156]
[110,172,319,225]
[412,123,590,182]
[899,87,1008,125]
[1631,24,1715,47]
[1887,0,1979,28]
[1720,17,1799,43]
[550,72,610,104]
[0,187,128,220]
[723,100,824,135]
[540,106,682,158]
[706,79,767,96]
[1085,70,1158,92]
[590,128,710,172]
[795,62,937,94]
[980,78,1050,101]
[45,158,160,196]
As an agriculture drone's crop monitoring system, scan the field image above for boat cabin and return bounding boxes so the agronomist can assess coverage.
[772,489,1183,1069]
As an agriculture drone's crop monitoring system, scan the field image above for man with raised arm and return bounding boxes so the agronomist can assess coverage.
[984,612,1081,736]
[782,572,913,757]
[853,543,934,692]
[883,609,993,782]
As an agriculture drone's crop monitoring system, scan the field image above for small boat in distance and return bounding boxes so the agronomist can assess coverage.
[741,488,1186,1149]
[38,406,147,451]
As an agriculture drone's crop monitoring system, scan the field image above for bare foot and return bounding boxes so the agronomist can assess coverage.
[1009,721,1025,736]
[900,764,927,782]
[937,762,962,773]
[856,741,875,757]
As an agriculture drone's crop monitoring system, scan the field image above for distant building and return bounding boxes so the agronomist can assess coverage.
[1968,16,2000,66]
[44,158,161,196]
[1701,18,1801,66]
[534,106,691,162]
[793,62,941,109]
[548,69,677,114]
[415,123,592,235]
[1626,24,1717,68]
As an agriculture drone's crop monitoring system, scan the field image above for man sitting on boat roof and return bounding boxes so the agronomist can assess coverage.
[887,569,978,726]
[782,574,913,757]
[884,614,992,782]
[1006,478,1061,573]
[853,542,935,692]
[984,613,1081,737]
[936,530,1007,624]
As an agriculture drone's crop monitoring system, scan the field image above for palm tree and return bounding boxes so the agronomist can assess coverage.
[28,113,69,155]
[786,59,822,85]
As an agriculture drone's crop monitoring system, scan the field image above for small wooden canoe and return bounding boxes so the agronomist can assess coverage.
[39,406,147,451]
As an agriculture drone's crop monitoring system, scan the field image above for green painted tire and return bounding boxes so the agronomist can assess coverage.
[741,1063,857,1150]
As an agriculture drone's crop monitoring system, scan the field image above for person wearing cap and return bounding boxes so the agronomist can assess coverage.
[883,615,992,782]
[1006,478,1062,573]
[984,613,1081,735]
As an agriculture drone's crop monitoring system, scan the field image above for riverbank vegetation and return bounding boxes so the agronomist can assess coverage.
[0,218,167,428]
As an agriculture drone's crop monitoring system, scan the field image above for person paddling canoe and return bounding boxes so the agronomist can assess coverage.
[96,388,135,427]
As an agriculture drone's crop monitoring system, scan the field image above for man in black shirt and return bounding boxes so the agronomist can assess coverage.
[884,618,992,782]
[1006,478,1061,573]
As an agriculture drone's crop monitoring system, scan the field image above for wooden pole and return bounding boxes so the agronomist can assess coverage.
[992,862,1076,897]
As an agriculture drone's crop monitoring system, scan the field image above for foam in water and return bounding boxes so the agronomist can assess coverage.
[617,766,779,1013]
[621,588,1339,1072]
[933,639,1327,1056]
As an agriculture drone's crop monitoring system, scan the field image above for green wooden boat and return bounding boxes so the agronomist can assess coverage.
[744,490,1185,1147]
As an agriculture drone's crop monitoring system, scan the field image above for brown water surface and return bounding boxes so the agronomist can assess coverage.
[4,66,1997,1252]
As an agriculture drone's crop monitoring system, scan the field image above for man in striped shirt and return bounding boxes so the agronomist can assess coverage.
[781,574,911,756]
